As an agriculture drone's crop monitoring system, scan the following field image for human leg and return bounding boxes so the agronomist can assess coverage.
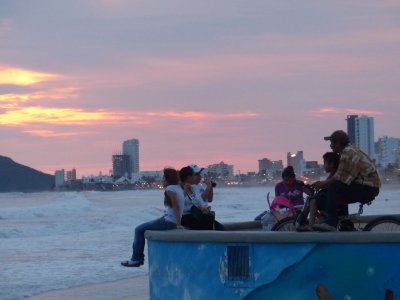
[130,217,176,262]
[308,198,317,227]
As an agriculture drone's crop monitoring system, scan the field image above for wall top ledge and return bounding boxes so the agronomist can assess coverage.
[145,230,400,244]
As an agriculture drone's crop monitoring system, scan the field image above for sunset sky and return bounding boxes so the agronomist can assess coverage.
[1,0,400,177]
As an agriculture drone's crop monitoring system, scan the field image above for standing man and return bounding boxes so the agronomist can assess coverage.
[313,130,381,232]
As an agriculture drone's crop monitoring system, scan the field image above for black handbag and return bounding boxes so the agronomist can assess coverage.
[190,205,215,222]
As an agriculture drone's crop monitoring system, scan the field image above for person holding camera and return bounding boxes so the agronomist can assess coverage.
[180,164,223,230]
[189,163,215,207]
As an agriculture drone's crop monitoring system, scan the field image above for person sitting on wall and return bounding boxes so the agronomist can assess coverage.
[313,130,381,232]
[121,168,185,267]
[188,163,214,206]
[180,166,224,230]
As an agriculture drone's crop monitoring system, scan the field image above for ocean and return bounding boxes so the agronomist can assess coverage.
[1,186,399,300]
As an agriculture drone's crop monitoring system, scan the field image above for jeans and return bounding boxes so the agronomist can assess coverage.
[131,217,176,261]
[326,181,379,226]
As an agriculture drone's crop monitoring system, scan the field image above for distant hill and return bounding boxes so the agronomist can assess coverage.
[0,156,54,192]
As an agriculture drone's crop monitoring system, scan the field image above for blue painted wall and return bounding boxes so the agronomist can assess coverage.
[148,240,400,299]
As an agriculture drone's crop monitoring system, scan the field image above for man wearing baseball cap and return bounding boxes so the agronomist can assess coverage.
[188,164,214,205]
[313,130,381,232]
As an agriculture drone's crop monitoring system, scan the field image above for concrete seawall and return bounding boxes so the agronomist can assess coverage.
[145,230,400,299]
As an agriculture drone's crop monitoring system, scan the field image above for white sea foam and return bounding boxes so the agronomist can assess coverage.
[0,186,399,300]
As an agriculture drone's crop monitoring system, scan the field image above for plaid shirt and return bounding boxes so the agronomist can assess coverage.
[334,144,381,188]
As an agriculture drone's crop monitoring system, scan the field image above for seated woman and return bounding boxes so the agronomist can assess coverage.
[275,166,311,208]
[180,166,224,230]
[121,168,185,267]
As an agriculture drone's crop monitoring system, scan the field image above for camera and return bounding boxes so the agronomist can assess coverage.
[211,181,217,188]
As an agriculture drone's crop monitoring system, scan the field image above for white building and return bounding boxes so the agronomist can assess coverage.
[54,169,65,187]
[347,115,375,159]
[82,174,113,184]
[287,151,305,176]
[207,162,234,179]
[258,158,283,176]
[122,138,140,176]
[131,171,163,183]
[376,136,400,168]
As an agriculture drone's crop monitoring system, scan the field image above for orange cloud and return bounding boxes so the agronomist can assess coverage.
[0,67,61,86]
[310,107,384,117]
[23,130,96,137]
[143,111,258,120]
[0,106,258,127]
[0,107,120,126]
[0,88,79,108]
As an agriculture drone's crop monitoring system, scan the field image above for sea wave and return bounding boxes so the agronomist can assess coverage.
[0,192,91,220]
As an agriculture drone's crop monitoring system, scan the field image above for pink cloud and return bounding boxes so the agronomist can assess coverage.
[310,107,385,117]
[23,130,98,138]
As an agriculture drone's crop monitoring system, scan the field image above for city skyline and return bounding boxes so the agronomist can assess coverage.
[1,1,400,177]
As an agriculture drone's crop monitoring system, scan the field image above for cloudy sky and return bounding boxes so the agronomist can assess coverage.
[1,0,399,176]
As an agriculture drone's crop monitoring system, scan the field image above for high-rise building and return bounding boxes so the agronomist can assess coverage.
[122,139,140,175]
[66,168,77,182]
[258,158,273,175]
[376,136,400,168]
[258,158,283,176]
[54,169,65,187]
[346,115,375,159]
[287,151,305,176]
[112,154,130,179]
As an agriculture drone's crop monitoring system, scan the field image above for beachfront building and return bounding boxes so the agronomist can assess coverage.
[376,136,400,168]
[287,151,305,176]
[303,161,323,181]
[82,174,113,184]
[131,171,163,183]
[66,168,77,182]
[54,169,65,187]
[207,161,234,179]
[347,115,375,160]
[122,138,139,176]
[258,158,283,178]
[112,154,130,179]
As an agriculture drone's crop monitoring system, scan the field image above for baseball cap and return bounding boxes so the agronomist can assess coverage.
[324,130,350,144]
[189,164,204,174]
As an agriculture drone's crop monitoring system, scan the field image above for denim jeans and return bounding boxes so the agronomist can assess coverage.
[132,217,176,261]
[326,181,379,226]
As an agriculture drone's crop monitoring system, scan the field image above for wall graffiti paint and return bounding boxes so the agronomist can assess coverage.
[148,240,400,300]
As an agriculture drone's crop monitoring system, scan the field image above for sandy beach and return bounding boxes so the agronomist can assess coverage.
[28,276,149,300]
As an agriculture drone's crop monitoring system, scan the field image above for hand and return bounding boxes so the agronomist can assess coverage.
[203,179,212,188]
[313,181,324,189]
[183,183,192,193]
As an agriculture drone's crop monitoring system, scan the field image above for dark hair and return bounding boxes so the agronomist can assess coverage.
[163,168,179,186]
[163,168,179,207]
[282,166,295,179]
[322,152,340,167]
[179,166,194,183]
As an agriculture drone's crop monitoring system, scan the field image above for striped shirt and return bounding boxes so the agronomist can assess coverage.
[334,144,381,188]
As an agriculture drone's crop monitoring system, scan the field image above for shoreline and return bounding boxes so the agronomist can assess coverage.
[27,275,149,300]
